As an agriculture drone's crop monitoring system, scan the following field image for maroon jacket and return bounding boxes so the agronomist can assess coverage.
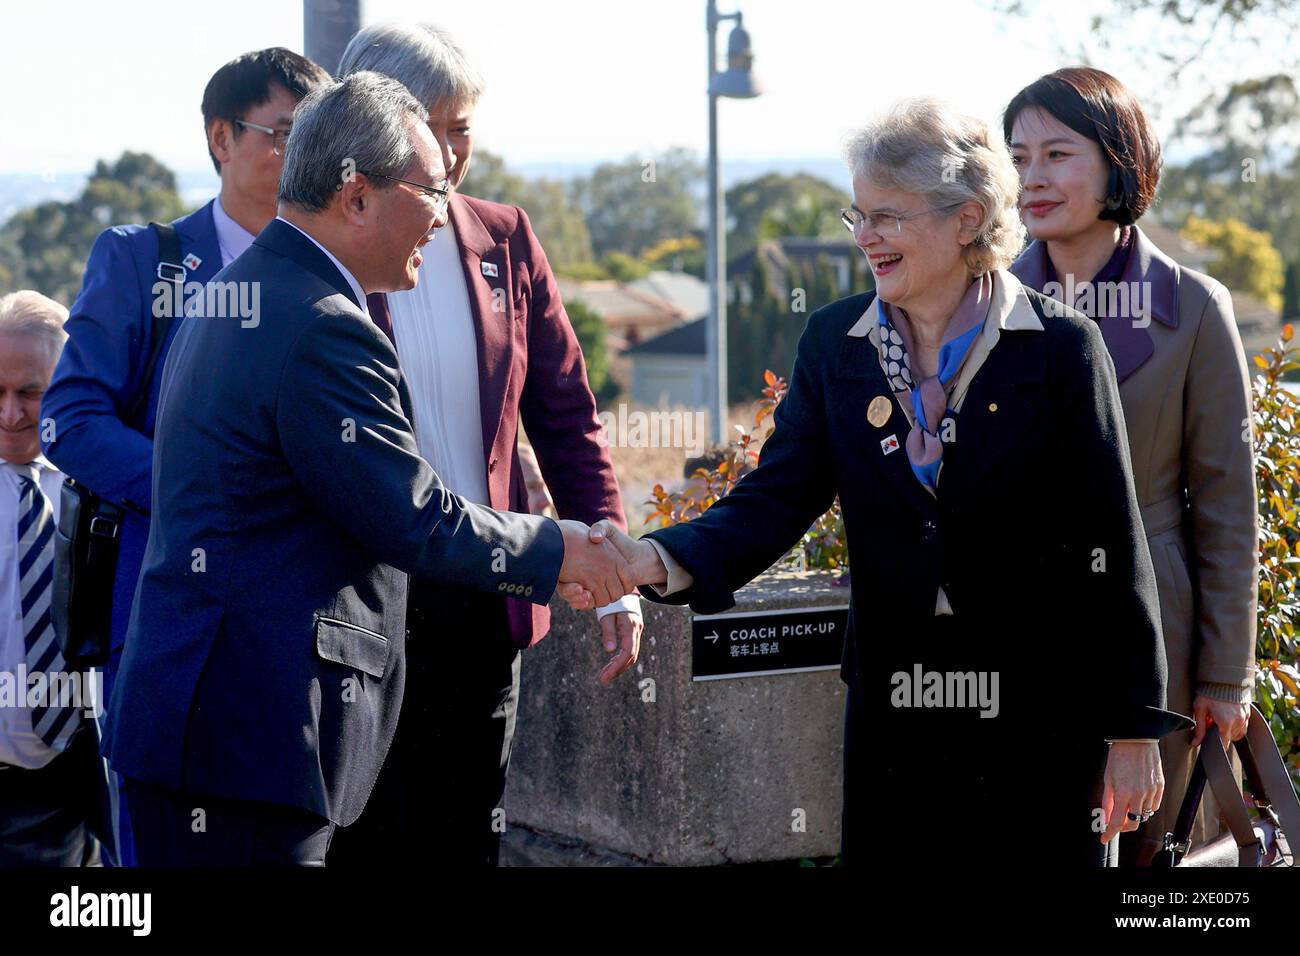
[374,192,626,649]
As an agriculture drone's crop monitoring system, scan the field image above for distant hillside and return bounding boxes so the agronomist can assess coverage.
[0,169,219,225]
[0,158,849,227]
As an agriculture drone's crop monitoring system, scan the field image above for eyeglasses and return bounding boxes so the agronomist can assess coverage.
[234,119,292,156]
[357,170,451,214]
[840,202,965,236]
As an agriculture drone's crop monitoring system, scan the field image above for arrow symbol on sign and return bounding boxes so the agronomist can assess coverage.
[706,631,719,643]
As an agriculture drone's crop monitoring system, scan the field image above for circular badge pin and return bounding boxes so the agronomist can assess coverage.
[867,395,893,428]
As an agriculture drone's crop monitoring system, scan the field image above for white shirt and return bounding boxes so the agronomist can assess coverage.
[212,195,256,266]
[388,219,491,507]
[0,456,66,769]
[387,221,638,620]
[274,216,369,318]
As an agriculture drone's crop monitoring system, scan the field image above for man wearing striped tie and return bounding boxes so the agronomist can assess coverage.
[0,291,104,866]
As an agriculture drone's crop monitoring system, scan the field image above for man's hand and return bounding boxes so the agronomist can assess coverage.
[556,520,668,608]
[556,519,637,609]
[1190,695,1250,750]
[598,610,643,685]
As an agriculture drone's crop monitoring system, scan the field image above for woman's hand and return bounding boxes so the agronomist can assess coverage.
[1099,741,1164,845]
[555,521,669,609]
[1191,696,1250,749]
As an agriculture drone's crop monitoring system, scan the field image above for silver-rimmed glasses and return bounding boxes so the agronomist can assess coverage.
[840,201,965,236]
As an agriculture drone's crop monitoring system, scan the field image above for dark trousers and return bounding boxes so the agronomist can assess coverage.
[124,778,334,866]
[102,647,136,867]
[0,724,101,867]
[841,614,1114,867]
[328,586,520,868]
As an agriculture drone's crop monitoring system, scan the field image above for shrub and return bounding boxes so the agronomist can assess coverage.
[644,370,846,570]
[1251,325,1300,783]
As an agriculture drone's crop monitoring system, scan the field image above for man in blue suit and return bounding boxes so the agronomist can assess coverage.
[101,71,635,866]
[40,47,331,865]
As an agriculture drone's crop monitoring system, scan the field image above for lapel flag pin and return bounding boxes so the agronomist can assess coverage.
[880,434,900,456]
[481,261,499,278]
[183,253,201,271]
[867,395,892,428]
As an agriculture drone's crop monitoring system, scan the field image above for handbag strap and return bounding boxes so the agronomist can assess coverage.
[1243,705,1300,844]
[127,222,183,424]
[1167,704,1299,865]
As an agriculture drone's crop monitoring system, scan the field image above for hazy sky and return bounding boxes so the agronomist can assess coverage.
[0,0,1276,179]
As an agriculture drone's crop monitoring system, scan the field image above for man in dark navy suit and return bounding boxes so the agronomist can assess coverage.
[41,48,331,865]
[102,71,636,866]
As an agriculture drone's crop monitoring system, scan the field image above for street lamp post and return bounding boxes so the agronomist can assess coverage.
[304,0,362,75]
[705,1,762,445]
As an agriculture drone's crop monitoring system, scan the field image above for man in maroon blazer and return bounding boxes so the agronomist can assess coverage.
[328,24,642,866]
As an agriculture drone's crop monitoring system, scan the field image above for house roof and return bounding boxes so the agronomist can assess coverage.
[627,270,709,320]
[556,278,683,326]
[625,317,706,357]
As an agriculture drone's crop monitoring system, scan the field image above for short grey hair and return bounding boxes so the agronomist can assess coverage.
[338,22,485,111]
[844,98,1026,274]
[0,290,68,364]
[278,70,429,213]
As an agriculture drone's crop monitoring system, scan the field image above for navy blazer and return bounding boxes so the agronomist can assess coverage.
[42,203,223,674]
[103,218,565,826]
[640,275,1193,744]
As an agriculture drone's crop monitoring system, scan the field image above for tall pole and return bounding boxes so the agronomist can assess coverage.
[705,1,727,445]
[304,0,362,75]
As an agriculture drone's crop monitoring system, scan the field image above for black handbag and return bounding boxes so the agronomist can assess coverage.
[50,221,183,667]
[1152,704,1299,867]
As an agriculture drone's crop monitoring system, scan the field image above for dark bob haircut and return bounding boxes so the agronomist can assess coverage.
[201,47,331,175]
[1002,67,1161,226]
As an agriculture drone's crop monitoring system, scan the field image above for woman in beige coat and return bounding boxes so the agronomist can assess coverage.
[1004,66,1258,865]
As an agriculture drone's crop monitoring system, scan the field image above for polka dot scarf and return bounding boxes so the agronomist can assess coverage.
[869,273,993,491]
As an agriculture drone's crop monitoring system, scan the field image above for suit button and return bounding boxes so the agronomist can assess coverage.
[921,520,938,542]
[525,586,533,597]
[498,582,508,592]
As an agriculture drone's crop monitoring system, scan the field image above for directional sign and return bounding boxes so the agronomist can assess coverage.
[691,605,849,681]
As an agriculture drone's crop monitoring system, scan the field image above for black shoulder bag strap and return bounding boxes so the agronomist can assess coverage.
[127,222,184,423]
[1160,705,1300,866]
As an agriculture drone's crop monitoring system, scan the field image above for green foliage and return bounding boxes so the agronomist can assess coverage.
[727,256,784,404]
[0,151,187,304]
[725,172,847,262]
[599,251,651,283]
[465,149,594,273]
[555,261,611,281]
[1282,262,1300,323]
[573,147,704,259]
[1181,215,1285,311]
[643,236,705,278]
[1251,326,1300,783]
[727,250,868,404]
[565,298,619,407]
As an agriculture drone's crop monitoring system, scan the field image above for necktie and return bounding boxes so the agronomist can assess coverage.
[17,467,80,749]
[366,292,397,347]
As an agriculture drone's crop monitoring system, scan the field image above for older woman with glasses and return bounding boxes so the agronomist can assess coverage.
[575,98,1193,867]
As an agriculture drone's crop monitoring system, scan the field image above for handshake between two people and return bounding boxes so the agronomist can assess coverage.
[554,519,670,685]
